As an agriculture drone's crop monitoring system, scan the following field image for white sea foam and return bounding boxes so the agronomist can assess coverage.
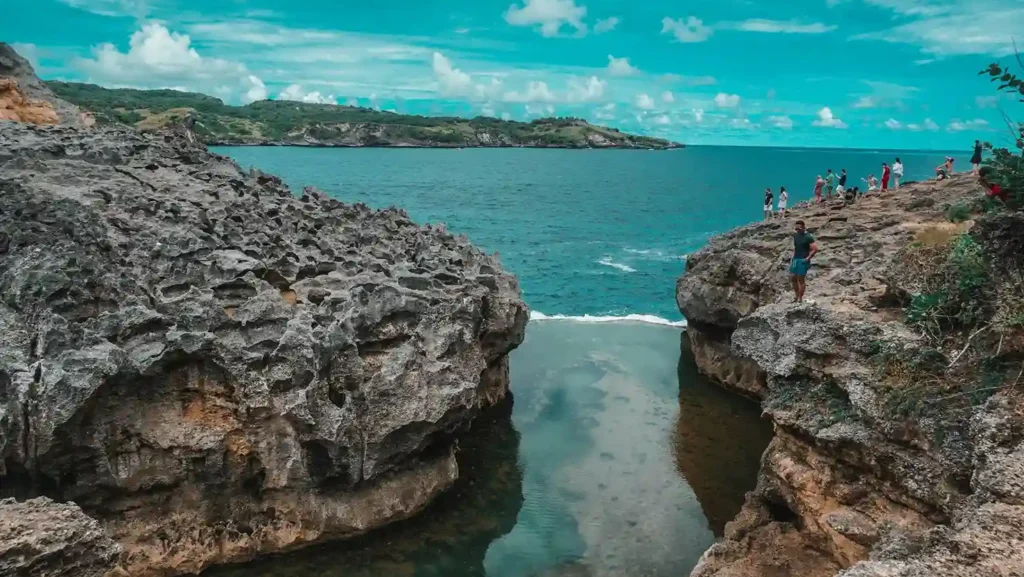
[596,258,637,273]
[623,248,688,262]
[531,311,687,327]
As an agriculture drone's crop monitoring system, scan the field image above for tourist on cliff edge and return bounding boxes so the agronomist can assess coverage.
[814,175,825,203]
[778,186,789,217]
[790,220,818,303]
[893,158,904,190]
[972,140,984,175]
[764,187,774,220]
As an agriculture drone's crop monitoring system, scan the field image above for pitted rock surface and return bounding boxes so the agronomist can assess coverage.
[0,497,123,577]
[679,177,1024,577]
[0,121,527,575]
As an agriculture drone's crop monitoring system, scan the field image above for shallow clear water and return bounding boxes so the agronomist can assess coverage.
[213,145,960,322]
[205,322,772,577]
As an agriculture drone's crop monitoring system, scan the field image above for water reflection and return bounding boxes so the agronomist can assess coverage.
[674,334,774,537]
[204,399,524,577]
[203,323,771,577]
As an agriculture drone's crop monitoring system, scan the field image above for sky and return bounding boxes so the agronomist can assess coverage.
[3,0,1023,149]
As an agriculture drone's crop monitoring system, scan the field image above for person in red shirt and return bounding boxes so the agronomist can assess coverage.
[979,167,1008,203]
[881,163,891,191]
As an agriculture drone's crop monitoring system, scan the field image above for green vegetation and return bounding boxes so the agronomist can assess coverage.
[979,58,1024,207]
[946,202,972,223]
[47,81,681,149]
[905,234,991,340]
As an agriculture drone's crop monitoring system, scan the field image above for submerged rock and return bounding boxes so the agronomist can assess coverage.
[677,178,1024,577]
[0,116,527,575]
[0,497,123,577]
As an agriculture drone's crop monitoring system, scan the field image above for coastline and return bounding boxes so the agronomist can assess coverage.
[206,140,686,149]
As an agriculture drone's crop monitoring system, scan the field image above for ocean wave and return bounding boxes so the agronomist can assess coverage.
[531,311,687,327]
[596,258,637,273]
[623,248,688,262]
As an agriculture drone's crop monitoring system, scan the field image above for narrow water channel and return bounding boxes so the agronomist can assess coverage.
[206,322,772,577]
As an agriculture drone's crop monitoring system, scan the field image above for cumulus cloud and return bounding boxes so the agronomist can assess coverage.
[812,107,847,128]
[607,55,639,76]
[661,91,675,104]
[504,80,557,103]
[432,52,474,96]
[713,92,740,108]
[975,95,1000,109]
[767,115,794,129]
[692,108,705,123]
[11,43,40,70]
[661,16,712,43]
[594,102,616,120]
[594,17,620,33]
[567,76,606,102]
[730,118,754,129]
[74,23,266,104]
[907,118,939,131]
[635,93,656,110]
[652,114,672,125]
[885,118,902,129]
[505,0,587,37]
[278,84,336,104]
[947,118,989,132]
[723,19,837,33]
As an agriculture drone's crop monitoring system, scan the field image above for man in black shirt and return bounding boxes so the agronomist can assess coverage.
[838,169,848,194]
[764,188,774,220]
[789,220,818,302]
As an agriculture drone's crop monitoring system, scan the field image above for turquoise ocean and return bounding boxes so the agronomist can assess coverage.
[208,145,963,577]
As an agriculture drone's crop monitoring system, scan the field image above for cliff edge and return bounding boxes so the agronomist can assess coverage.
[677,178,1024,576]
[0,58,527,575]
[0,43,91,126]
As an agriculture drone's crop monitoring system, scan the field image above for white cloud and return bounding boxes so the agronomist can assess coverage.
[853,5,1024,57]
[57,0,149,18]
[923,118,939,130]
[947,118,989,132]
[713,93,741,108]
[853,96,877,109]
[481,105,497,117]
[432,52,474,96]
[812,107,847,128]
[505,0,587,37]
[722,19,837,33]
[74,23,266,104]
[594,17,620,33]
[567,76,606,102]
[607,55,639,76]
[885,118,902,129]
[501,112,512,120]
[730,118,755,129]
[635,93,656,110]
[692,108,705,123]
[652,114,672,125]
[278,84,336,104]
[767,115,794,129]
[504,80,557,103]
[661,91,675,104]
[594,102,616,120]
[245,75,268,103]
[661,16,713,43]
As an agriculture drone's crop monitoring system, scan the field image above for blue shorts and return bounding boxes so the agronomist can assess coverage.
[790,258,811,277]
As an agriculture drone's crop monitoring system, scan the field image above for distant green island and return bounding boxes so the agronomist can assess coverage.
[47,81,682,149]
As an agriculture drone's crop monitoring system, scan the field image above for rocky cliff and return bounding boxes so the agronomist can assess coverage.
[677,178,1024,576]
[0,72,527,575]
[0,43,91,126]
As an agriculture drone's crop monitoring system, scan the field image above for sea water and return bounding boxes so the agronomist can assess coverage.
[206,145,957,576]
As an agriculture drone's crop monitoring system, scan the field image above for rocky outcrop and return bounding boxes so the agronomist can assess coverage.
[0,117,527,575]
[0,43,91,126]
[677,177,1024,577]
[0,497,123,577]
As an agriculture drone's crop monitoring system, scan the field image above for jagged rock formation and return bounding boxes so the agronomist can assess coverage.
[677,177,1024,577]
[0,497,123,577]
[0,43,91,126]
[0,116,527,574]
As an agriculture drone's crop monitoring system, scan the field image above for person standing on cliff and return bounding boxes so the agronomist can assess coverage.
[893,157,904,190]
[790,220,818,303]
[764,187,774,220]
[881,163,891,191]
[824,169,836,199]
[814,175,825,203]
[971,140,984,174]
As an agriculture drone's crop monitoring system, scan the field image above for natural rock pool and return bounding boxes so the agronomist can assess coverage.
[205,321,772,577]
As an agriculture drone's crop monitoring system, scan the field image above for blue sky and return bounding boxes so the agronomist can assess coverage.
[3,0,1023,148]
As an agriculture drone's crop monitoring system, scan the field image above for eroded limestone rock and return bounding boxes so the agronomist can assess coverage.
[0,497,123,577]
[0,119,527,575]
